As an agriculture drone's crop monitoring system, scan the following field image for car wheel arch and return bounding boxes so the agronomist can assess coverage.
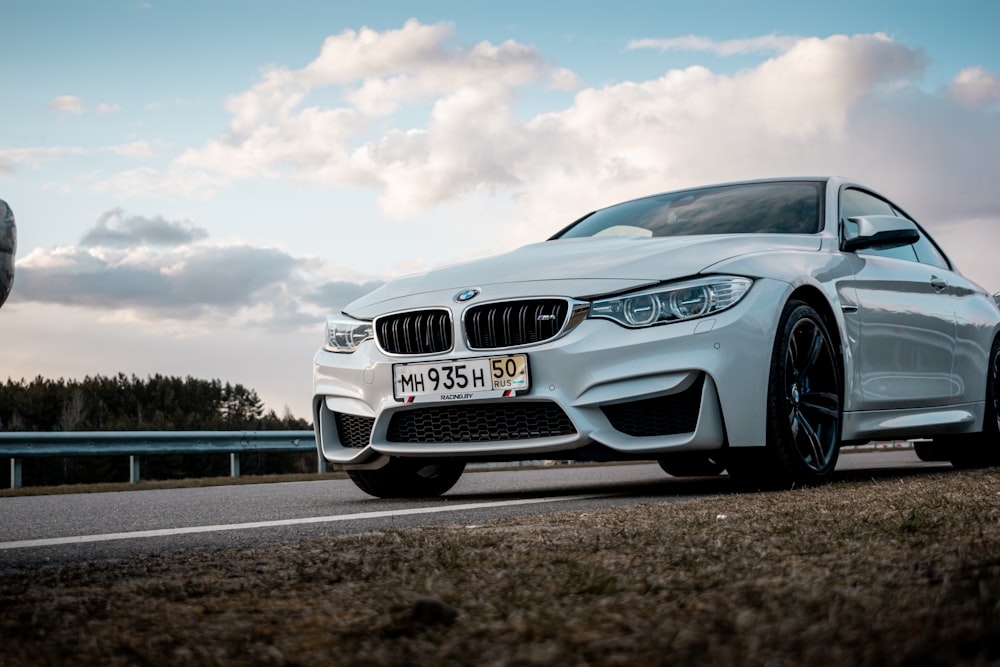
[936,335,1000,468]
[726,296,845,488]
[785,285,847,396]
[773,296,844,483]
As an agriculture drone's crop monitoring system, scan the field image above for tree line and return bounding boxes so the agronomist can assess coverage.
[0,374,310,432]
[0,374,315,487]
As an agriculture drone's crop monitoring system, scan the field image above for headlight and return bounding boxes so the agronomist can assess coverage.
[324,316,373,353]
[589,276,753,328]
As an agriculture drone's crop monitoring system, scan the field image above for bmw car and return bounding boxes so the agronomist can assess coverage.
[312,177,1000,497]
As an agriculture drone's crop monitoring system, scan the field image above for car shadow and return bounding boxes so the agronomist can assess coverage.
[438,460,958,504]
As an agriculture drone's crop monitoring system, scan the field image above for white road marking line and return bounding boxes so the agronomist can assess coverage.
[0,495,598,551]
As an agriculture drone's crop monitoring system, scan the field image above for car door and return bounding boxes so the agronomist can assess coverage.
[842,188,959,410]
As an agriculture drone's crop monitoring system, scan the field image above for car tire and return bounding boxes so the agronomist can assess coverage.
[348,458,466,498]
[657,453,726,477]
[943,338,1000,468]
[913,440,950,462]
[729,300,842,487]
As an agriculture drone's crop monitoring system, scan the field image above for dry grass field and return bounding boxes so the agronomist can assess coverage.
[2,468,999,666]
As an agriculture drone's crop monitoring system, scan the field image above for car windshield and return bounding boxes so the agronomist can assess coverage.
[554,181,823,239]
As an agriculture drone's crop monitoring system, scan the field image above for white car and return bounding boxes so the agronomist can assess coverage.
[312,177,1000,497]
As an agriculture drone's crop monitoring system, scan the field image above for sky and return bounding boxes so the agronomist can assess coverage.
[2,0,1000,422]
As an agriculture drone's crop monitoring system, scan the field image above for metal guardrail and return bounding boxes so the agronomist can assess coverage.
[1,430,319,489]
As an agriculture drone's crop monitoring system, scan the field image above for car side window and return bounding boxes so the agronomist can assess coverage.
[911,233,951,269]
[840,188,919,262]
[841,189,895,218]
[841,188,953,270]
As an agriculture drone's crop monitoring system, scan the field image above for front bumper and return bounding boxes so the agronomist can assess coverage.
[313,278,789,469]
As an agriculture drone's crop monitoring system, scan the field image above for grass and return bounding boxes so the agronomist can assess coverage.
[1,466,998,665]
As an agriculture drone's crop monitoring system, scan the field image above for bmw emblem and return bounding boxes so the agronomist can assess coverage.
[455,288,480,302]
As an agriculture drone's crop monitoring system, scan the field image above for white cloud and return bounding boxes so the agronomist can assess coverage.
[11,208,385,328]
[945,66,1000,109]
[222,19,456,135]
[15,241,308,320]
[80,209,209,247]
[96,166,223,199]
[0,146,85,173]
[96,103,122,114]
[109,140,155,157]
[361,31,926,223]
[90,26,1000,292]
[342,36,577,117]
[100,19,578,207]
[49,95,85,114]
[627,33,800,55]
[103,29,927,219]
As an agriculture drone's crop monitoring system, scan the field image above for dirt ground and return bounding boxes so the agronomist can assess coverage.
[2,469,999,666]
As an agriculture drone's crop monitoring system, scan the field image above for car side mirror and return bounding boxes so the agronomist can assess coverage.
[841,215,920,252]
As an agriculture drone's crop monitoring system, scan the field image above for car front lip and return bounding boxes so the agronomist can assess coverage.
[313,277,791,468]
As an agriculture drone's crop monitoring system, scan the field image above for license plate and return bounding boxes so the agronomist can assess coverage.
[393,354,529,403]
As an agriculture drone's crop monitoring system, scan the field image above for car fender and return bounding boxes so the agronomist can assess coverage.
[703,247,862,406]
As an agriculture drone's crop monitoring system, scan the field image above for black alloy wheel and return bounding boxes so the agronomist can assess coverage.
[730,300,842,488]
[772,302,842,482]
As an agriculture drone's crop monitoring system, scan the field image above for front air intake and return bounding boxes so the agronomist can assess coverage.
[386,403,576,443]
[334,412,375,448]
[601,375,704,437]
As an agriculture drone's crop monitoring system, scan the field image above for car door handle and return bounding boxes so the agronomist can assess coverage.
[930,276,948,293]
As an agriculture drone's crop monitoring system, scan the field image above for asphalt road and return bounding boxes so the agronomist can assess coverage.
[0,449,949,567]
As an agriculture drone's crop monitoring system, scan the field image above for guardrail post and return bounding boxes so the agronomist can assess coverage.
[10,458,22,489]
[317,455,326,474]
[129,455,140,484]
[230,452,240,478]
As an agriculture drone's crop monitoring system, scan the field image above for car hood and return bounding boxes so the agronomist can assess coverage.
[346,234,821,318]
